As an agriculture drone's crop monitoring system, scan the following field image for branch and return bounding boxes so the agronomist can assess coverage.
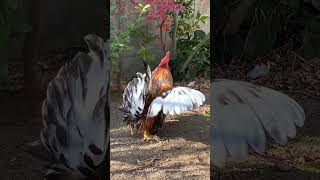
[171,13,177,59]
[180,32,210,73]
[159,18,166,53]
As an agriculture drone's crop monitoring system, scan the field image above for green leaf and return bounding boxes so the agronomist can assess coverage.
[141,4,151,14]
[137,46,154,63]
[199,15,208,22]
[303,162,320,173]
[194,30,206,39]
[196,10,201,19]
[110,5,117,13]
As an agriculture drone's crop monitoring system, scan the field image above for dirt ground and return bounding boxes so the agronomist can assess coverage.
[110,93,211,180]
[1,91,320,180]
[0,93,45,180]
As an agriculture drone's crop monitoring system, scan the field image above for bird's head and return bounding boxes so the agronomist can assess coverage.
[158,51,171,69]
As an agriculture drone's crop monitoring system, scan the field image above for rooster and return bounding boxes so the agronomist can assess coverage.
[120,51,206,141]
[39,34,109,179]
[211,79,305,170]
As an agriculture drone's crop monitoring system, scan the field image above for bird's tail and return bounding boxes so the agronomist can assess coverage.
[142,60,152,80]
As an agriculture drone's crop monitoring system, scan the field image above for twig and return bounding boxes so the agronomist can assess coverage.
[171,13,177,60]
[291,53,297,72]
[239,0,260,60]
[288,50,315,67]
[268,0,283,29]
[159,18,166,53]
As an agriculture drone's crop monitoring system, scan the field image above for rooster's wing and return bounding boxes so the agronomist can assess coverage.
[147,86,206,117]
[211,79,305,168]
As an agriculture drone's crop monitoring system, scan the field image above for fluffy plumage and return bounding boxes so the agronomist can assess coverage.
[148,86,206,117]
[119,63,151,126]
[211,79,305,168]
[120,51,206,139]
[40,34,109,179]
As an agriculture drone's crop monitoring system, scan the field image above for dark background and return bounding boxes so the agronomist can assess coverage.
[212,0,320,179]
[0,0,109,179]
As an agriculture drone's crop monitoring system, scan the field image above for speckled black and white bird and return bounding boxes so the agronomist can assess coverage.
[40,34,109,179]
[211,79,305,168]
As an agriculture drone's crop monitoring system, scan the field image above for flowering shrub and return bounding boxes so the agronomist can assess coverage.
[110,1,155,84]
[128,0,185,51]
[110,0,209,82]
[142,0,184,31]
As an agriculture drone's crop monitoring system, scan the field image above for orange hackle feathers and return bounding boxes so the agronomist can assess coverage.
[143,51,174,133]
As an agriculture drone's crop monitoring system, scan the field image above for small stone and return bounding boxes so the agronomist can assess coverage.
[187,81,196,87]
[247,64,270,80]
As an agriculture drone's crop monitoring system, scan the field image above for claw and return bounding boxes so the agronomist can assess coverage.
[128,124,134,136]
[143,131,163,142]
[130,124,134,136]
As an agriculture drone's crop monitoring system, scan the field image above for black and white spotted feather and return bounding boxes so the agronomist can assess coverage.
[147,86,206,117]
[120,62,151,125]
[40,34,109,179]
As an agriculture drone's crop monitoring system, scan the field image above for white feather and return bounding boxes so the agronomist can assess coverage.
[147,86,206,117]
[211,79,305,168]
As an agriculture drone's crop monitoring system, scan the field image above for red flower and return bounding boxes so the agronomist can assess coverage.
[142,0,184,32]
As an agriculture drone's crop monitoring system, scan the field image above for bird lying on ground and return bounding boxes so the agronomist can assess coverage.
[119,51,206,142]
[40,34,109,179]
[211,79,305,168]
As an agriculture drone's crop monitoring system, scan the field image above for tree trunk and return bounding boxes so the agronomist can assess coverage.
[171,13,178,60]
[116,56,122,89]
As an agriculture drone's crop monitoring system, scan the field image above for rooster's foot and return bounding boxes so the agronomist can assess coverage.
[143,131,163,142]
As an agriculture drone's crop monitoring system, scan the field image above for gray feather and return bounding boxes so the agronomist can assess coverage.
[41,34,109,178]
[211,79,305,168]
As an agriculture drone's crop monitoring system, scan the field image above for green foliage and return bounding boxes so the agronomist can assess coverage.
[303,162,320,173]
[0,0,32,79]
[137,46,155,65]
[110,3,155,82]
[171,30,210,81]
[175,0,209,39]
[111,1,210,82]
[170,0,210,81]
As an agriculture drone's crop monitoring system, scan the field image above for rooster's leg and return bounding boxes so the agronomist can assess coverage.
[130,124,134,136]
[143,130,162,142]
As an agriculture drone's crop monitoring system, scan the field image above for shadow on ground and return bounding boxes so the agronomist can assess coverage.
[0,92,45,180]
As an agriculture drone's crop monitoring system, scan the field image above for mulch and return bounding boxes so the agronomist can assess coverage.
[212,44,320,101]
